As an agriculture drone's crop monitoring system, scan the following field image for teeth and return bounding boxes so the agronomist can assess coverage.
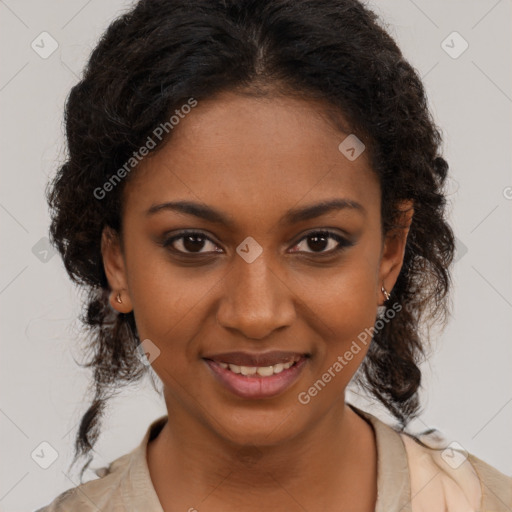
[222,360,295,376]
[240,365,257,376]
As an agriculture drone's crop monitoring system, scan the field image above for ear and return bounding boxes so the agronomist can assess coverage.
[377,200,414,305]
[101,226,133,313]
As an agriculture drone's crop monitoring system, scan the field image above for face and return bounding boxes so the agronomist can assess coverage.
[102,91,412,447]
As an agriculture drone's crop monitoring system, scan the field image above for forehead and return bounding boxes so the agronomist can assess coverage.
[124,92,380,222]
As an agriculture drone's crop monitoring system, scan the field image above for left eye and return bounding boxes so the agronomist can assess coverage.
[290,231,352,254]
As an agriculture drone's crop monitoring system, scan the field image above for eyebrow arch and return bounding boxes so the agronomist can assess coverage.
[282,198,366,224]
[145,198,366,227]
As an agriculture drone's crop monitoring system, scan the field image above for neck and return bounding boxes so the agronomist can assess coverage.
[147,401,377,512]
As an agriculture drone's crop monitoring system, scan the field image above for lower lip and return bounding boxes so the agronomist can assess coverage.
[204,357,308,399]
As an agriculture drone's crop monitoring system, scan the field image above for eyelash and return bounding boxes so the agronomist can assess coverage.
[161,229,354,257]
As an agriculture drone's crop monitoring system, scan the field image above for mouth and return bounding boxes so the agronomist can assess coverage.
[203,350,307,368]
[203,352,309,399]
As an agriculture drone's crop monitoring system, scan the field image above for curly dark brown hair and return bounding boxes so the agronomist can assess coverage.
[46,0,455,482]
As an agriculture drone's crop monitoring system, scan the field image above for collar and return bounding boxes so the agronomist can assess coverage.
[348,403,412,511]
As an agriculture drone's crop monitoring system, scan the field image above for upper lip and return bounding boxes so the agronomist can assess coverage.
[203,351,308,367]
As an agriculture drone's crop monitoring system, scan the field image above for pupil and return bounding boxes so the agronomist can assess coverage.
[308,234,328,252]
[183,235,205,252]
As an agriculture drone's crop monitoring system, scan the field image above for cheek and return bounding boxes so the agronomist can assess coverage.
[122,239,197,344]
[305,260,378,370]
[129,269,208,345]
[330,280,377,339]
[292,268,378,410]
[123,242,228,375]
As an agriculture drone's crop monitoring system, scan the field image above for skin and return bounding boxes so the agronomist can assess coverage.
[101,90,413,512]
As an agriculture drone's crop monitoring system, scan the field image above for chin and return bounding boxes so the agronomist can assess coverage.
[210,405,305,449]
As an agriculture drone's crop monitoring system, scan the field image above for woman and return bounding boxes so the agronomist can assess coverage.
[37,0,511,510]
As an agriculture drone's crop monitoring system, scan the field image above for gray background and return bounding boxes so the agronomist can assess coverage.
[0,0,511,510]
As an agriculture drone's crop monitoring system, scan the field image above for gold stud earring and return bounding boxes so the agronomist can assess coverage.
[116,291,123,304]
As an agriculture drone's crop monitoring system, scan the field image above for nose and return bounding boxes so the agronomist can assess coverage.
[216,251,296,340]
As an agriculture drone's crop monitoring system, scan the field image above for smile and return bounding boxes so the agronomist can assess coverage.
[203,356,308,399]
[218,360,296,377]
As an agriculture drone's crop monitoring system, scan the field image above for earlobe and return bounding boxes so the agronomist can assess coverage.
[378,200,414,305]
[101,226,133,313]
[108,289,133,313]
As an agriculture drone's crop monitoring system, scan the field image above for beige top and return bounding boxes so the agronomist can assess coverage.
[36,404,512,511]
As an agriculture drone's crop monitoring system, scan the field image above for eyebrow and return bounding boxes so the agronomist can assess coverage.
[145,198,366,227]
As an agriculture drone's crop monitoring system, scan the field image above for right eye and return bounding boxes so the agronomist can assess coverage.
[162,230,223,255]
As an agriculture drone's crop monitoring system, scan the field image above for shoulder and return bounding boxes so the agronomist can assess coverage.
[34,453,132,512]
[34,415,167,512]
[400,431,512,511]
